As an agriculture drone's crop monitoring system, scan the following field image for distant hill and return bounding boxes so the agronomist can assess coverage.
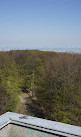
[39,48,81,54]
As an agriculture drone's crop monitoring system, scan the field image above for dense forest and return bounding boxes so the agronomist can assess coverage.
[0,50,81,126]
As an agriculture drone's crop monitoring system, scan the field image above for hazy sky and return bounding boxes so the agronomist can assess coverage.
[0,0,81,50]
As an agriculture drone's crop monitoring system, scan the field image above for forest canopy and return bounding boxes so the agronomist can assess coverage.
[0,50,81,126]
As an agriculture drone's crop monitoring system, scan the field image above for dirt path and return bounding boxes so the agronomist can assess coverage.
[16,92,45,118]
[16,93,34,116]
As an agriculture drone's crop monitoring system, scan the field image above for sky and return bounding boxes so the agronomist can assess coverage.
[0,0,81,50]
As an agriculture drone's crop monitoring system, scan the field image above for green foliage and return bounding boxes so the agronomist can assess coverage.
[0,50,81,127]
[35,54,81,126]
[0,52,21,115]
